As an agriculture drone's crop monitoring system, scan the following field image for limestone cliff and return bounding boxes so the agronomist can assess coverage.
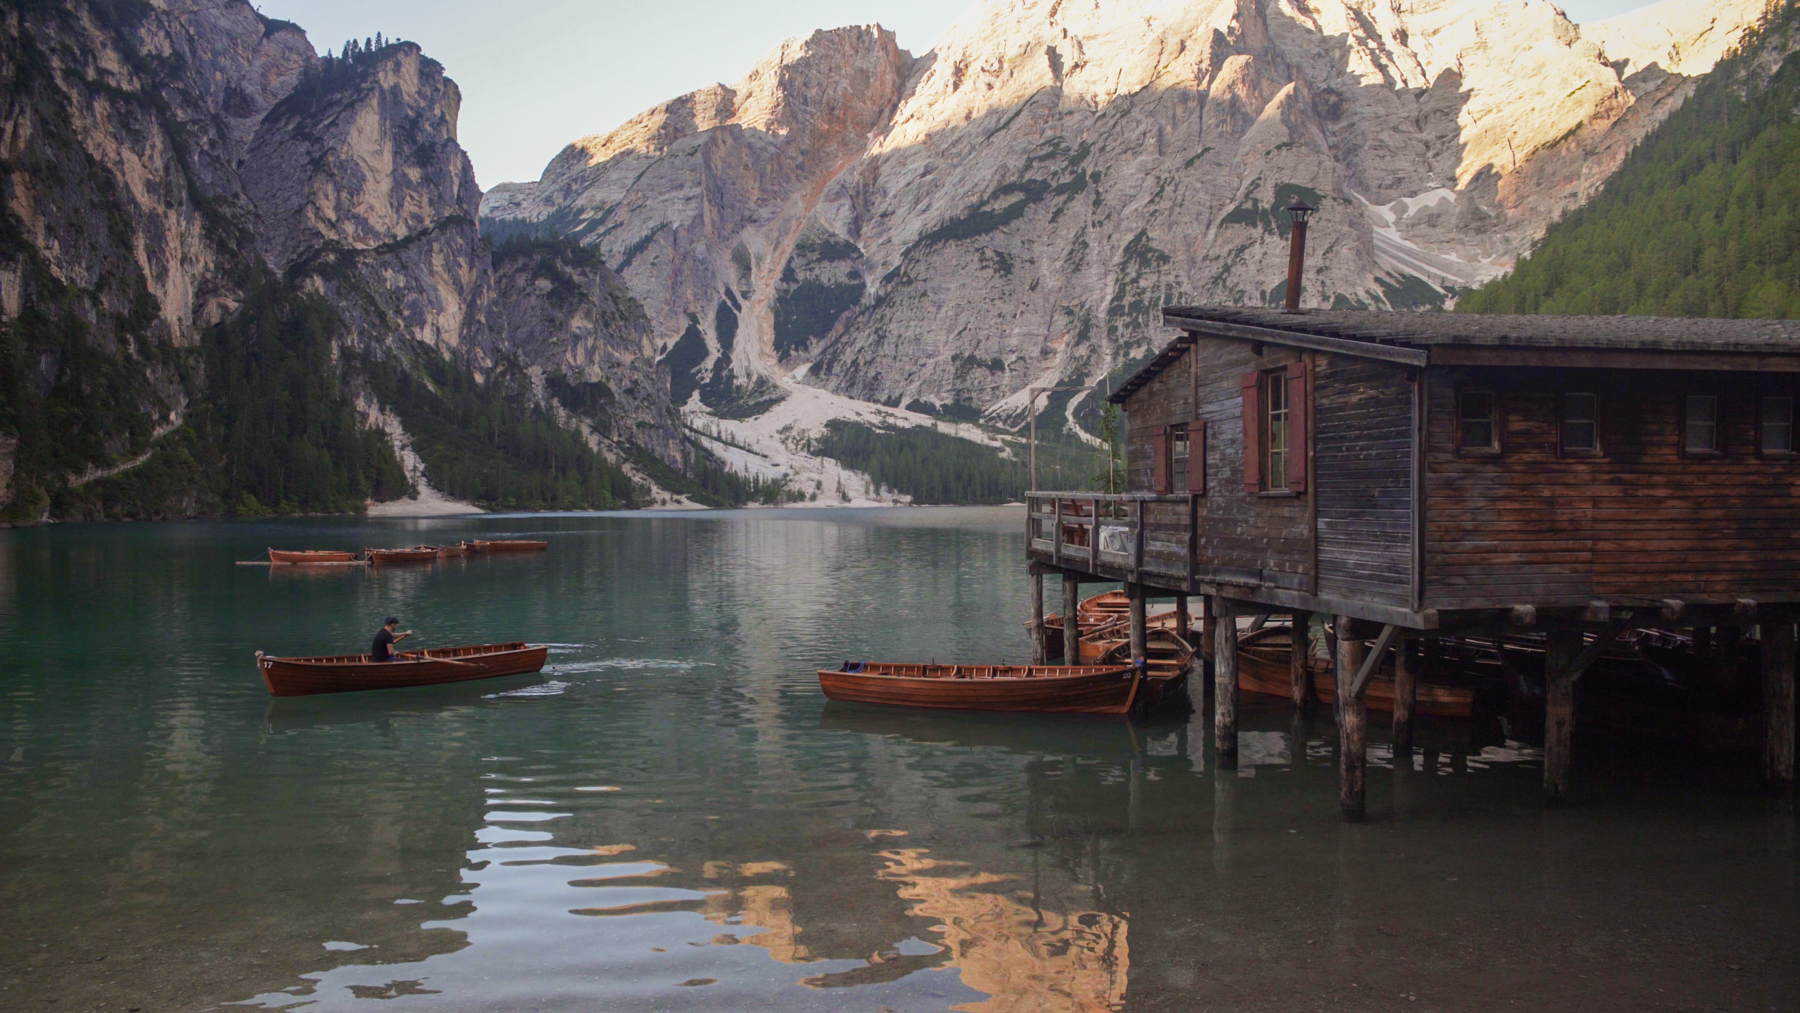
[0,0,682,520]
[482,0,1764,429]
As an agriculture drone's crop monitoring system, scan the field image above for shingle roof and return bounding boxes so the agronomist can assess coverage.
[1163,306,1800,351]
[1108,307,1800,403]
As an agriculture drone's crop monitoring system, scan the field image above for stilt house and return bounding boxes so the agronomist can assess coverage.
[1025,305,1800,817]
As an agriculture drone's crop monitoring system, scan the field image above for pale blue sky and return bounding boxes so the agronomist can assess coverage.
[256,0,1657,190]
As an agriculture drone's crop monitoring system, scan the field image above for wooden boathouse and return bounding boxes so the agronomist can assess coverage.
[1026,305,1800,818]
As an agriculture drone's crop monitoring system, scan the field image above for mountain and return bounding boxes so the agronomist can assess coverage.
[480,0,1763,439]
[1458,0,1800,317]
[0,0,683,523]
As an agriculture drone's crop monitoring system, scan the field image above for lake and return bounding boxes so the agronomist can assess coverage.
[0,507,1794,1011]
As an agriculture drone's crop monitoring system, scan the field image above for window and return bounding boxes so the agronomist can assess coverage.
[1457,391,1499,453]
[1683,394,1719,455]
[1762,396,1794,455]
[1170,424,1190,491]
[1240,362,1307,493]
[1560,392,1599,455]
[1262,370,1290,490]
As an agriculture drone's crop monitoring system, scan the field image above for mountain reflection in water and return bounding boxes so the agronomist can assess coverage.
[0,509,1793,1012]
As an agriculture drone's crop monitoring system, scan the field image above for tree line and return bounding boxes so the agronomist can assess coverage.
[1460,1,1800,318]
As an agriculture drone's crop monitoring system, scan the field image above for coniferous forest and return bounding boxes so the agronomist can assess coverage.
[1460,2,1800,317]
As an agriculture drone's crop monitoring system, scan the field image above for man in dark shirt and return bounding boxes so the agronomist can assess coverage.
[371,617,413,661]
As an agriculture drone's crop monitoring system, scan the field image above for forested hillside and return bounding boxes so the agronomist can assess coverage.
[1460,1,1800,317]
[0,6,674,523]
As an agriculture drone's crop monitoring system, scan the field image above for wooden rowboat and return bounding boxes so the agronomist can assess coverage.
[1238,625,1473,718]
[256,642,549,696]
[435,543,467,558]
[269,548,357,564]
[1100,628,1194,711]
[469,539,547,553]
[818,662,1143,714]
[364,546,438,564]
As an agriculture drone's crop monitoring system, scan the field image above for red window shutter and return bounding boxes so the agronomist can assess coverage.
[1188,419,1207,493]
[1240,373,1261,492]
[1153,426,1170,494]
[1286,360,1308,493]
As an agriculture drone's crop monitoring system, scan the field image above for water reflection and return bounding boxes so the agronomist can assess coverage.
[0,510,1794,1011]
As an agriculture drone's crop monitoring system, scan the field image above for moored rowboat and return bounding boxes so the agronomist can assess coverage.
[469,539,547,552]
[819,662,1143,714]
[269,548,357,564]
[435,543,467,558]
[1238,625,1473,718]
[365,546,439,564]
[256,642,549,696]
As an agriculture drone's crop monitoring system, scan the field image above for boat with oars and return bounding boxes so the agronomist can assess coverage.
[257,642,549,696]
[268,548,358,564]
[364,545,439,565]
[468,539,547,553]
[818,661,1144,714]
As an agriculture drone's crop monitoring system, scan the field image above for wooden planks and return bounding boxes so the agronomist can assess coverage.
[1423,367,1800,608]
[1314,356,1415,608]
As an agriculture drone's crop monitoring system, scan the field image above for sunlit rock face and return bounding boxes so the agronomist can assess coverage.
[482,0,1761,421]
[244,43,495,359]
[483,25,916,413]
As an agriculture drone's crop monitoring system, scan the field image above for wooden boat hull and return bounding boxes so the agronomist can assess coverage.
[470,539,547,553]
[257,643,548,697]
[818,663,1141,714]
[365,547,438,564]
[1237,627,1473,718]
[435,544,467,558]
[269,549,357,564]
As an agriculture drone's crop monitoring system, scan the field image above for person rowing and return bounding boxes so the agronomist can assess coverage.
[371,617,414,662]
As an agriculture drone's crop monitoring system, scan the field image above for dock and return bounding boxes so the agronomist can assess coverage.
[1030,293,1800,818]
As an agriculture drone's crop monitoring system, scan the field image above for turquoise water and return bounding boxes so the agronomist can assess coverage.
[0,507,1794,1012]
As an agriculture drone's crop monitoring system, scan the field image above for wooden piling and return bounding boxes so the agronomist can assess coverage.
[1765,623,1796,792]
[1393,637,1417,759]
[1029,563,1046,665]
[1197,596,1215,687]
[1336,618,1367,821]
[1213,596,1238,767]
[1290,609,1312,710]
[1128,582,1148,665]
[1544,628,1582,802]
[1175,594,1191,642]
[1062,571,1081,667]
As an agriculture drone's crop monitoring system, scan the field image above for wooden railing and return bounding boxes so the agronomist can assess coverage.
[1026,492,1195,583]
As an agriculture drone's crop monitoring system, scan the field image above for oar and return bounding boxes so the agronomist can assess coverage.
[398,650,482,668]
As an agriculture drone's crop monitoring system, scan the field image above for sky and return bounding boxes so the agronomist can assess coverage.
[257,0,1659,191]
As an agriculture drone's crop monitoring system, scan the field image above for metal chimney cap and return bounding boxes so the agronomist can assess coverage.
[1286,198,1316,224]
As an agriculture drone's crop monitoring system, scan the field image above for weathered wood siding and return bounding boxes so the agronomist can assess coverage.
[1424,367,1800,607]
[1124,341,1313,592]
[1314,355,1414,608]
[1124,342,1193,493]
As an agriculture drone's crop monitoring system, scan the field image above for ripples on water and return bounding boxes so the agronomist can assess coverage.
[0,508,1794,1011]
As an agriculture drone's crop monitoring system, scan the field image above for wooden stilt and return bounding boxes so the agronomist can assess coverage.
[1336,618,1367,821]
[1393,637,1417,759]
[1765,623,1796,792]
[1062,571,1081,667]
[1544,628,1581,802]
[1029,563,1046,665]
[1214,596,1239,768]
[1128,582,1148,666]
[1290,609,1312,710]
[1198,595,1215,687]
[1175,594,1191,642]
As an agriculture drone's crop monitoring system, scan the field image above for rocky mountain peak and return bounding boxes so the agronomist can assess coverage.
[485,0,1765,429]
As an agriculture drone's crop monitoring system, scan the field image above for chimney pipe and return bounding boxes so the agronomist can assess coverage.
[1283,199,1315,312]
